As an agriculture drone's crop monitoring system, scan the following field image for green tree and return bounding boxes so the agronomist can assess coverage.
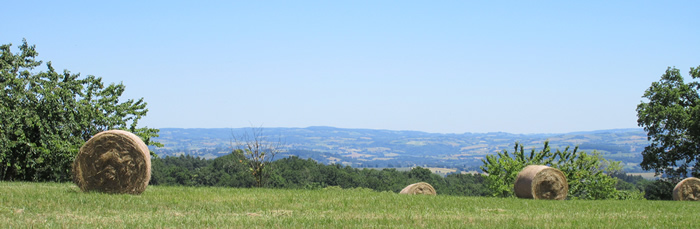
[270,156,323,189]
[643,179,675,200]
[636,65,700,178]
[442,173,488,196]
[407,167,445,191]
[209,150,255,187]
[232,127,282,187]
[0,39,161,182]
[480,141,639,200]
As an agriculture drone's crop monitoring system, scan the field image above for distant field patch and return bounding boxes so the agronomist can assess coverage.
[628,172,660,180]
[426,167,457,175]
[370,158,394,161]
[366,147,391,153]
[405,141,426,146]
[326,157,341,163]
[346,152,370,158]
[460,144,488,151]
[461,171,482,175]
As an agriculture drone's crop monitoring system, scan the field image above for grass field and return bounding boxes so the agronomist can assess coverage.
[1,182,697,228]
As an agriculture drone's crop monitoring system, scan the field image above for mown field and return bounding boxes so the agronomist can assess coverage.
[1,182,697,228]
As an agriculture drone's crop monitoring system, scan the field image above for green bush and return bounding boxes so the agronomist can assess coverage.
[481,141,639,200]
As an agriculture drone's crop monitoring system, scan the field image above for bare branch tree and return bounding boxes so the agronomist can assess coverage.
[231,126,283,187]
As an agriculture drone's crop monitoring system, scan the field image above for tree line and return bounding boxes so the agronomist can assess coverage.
[150,149,669,198]
[150,150,490,196]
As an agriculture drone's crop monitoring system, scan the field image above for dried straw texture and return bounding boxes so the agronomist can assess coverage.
[514,165,568,200]
[399,182,437,195]
[72,130,151,195]
[673,177,700,201]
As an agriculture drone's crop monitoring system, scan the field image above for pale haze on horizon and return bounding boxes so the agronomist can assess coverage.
[3,1,698,134]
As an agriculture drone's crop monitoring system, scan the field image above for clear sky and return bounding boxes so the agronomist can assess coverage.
[3,1,699,134]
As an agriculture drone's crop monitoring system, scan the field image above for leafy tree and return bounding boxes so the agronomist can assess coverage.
[209,150,255,187]
[0,39,161,182]
[150,152,255,187]
[643,179,675,200]
[636,65,700,178]
[232,127,282,187]
[609,171,647,192]
[407,167,434,182]
[407,167,445,191]
[270,156,323,189]
[480,141,640,200]
[361,168,385,190]
[442,173,489,196]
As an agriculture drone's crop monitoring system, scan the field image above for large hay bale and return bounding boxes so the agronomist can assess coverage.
[514,165,568,200]
[72,130,151,194]
[399,182,436,195]
[673,177,700,201]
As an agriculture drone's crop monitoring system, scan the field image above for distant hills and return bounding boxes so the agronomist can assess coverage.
[151,127,649,172]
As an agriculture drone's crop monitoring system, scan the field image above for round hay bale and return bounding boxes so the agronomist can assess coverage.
[673,177,700,201]
[514,165,568,200]
[72,130,151,194]
[399,182,436,195]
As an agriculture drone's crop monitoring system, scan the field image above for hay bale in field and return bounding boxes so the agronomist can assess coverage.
[673,177,700,201]
[399,182,436,195]
[72,130,151,195]
[514,165,568,200]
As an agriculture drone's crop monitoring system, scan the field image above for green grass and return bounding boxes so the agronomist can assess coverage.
[1,182,697,228]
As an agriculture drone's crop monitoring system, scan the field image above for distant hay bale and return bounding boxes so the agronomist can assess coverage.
[673,177,700,201]
[514,165,568,200]
[399,182,436,195]
[72,130,151,195]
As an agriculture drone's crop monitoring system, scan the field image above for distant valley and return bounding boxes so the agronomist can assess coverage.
[151,127,649,172]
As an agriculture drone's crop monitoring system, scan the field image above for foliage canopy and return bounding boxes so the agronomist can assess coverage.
[0,39,160,182]
[637,65,700,178]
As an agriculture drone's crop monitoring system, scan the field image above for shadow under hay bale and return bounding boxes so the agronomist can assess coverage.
[72,130,151,195]
[514,165,568,200]
[673,177,700,201]
[399,182,436,195]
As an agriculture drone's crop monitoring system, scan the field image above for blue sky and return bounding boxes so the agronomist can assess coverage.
[3,1,699,134]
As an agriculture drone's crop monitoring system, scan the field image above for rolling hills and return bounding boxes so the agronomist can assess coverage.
[151,127,649,172]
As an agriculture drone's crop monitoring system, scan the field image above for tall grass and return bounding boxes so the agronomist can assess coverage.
[1,182,696,228]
